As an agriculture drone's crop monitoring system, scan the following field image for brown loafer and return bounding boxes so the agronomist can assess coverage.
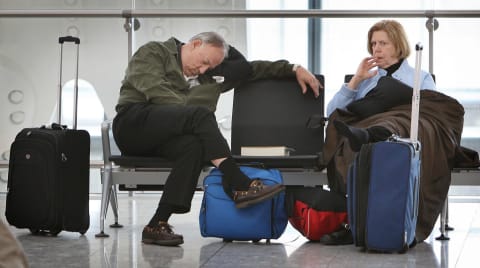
[142,222,184,246]
[233,180,285,209]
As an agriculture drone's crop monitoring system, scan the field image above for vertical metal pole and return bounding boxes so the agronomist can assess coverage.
[125,17,134,199]
[428,19,433,74]
[127,17,134,60]
[426,17,439,74]
[308,0,322,74]
[125,0,136,60]
[125,0,136,198]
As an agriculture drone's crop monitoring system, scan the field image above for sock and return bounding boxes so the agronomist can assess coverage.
[147,203,173,227]
[333,120,370,152]
[218,157,251,191]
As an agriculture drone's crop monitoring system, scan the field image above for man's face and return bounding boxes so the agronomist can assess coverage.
[182,40,225,77]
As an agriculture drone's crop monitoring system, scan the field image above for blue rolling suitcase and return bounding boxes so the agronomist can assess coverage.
[347,44,423,253]
[347,139,420,252]
[199,166,287,242]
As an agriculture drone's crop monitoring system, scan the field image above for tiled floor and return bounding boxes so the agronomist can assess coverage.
[1,191,479,268]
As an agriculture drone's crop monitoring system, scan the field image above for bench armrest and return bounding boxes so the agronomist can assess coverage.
[101,119,114,168]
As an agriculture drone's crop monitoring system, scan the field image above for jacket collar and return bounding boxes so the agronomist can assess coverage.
[378,59,410,77]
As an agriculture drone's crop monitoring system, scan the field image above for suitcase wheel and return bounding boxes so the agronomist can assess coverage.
[399,244,409,254]
[79,230,87,235]
[50,229,62,236]
[221,239,267,243]
[29,229,40,235]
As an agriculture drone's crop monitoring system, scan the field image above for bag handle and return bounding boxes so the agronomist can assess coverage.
[57,36,80,129]
[410,43,422,145]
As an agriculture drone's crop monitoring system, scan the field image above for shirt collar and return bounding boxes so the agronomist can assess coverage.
[385,58,404,76]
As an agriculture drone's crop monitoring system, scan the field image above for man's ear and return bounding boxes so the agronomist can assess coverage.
[192,39,203,48]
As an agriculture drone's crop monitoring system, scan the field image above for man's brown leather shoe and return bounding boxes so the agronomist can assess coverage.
[233,180,285,209]
[142,222,184,246]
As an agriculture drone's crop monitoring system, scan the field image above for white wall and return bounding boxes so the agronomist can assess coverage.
[0,0,247,158]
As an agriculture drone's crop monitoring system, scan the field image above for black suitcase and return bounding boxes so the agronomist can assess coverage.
[5,36,90,235]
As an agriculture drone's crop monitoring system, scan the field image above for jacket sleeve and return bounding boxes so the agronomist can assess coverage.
[249,60,296,81]
[204,45,252,92]
[326,83,359,116]
[123,42,187,104]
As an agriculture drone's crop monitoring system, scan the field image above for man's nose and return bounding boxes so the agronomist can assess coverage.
[199,66,209,74]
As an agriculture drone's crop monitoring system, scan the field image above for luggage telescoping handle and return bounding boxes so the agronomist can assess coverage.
[410,43,422,145]
[59,36,80,44]
[58,36,80,130]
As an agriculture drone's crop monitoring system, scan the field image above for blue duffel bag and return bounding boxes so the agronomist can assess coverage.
[199,166,287,242]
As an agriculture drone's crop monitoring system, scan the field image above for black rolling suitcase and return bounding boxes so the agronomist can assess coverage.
[5,36,90,235]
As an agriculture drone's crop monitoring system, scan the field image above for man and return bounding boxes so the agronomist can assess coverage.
[113,32,321,246]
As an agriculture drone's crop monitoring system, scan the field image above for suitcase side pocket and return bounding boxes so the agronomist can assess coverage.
[6,139,58,229]
[355,144,372,247]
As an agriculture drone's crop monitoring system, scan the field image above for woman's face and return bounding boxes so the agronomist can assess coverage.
[370,30,399,69]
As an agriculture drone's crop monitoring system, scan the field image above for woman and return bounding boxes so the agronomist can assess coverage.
[327,20,436,116]
[324,20,465,242]
[327,20,438,151]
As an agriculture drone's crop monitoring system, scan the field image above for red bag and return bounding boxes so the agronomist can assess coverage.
[286,187,348,241]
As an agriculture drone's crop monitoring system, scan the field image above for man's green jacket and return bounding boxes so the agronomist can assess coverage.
[117,37,297,112]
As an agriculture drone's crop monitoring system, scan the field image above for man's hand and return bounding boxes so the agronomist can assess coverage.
[295,65,322,98]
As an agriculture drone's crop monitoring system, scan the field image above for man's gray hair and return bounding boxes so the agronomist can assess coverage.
[189,32,229,58]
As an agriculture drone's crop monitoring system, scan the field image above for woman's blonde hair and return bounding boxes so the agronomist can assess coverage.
[367,20,410,59]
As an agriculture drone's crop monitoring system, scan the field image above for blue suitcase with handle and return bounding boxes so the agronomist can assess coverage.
[199,166,287,242]
[347,138,420,252]
[347,44,424,253]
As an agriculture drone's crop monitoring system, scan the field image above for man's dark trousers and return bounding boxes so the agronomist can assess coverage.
[113,103,231,213]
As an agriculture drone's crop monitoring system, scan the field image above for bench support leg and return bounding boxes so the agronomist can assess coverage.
[436,198,450,240]
[96,168,114,237]
[109,185,122,228]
